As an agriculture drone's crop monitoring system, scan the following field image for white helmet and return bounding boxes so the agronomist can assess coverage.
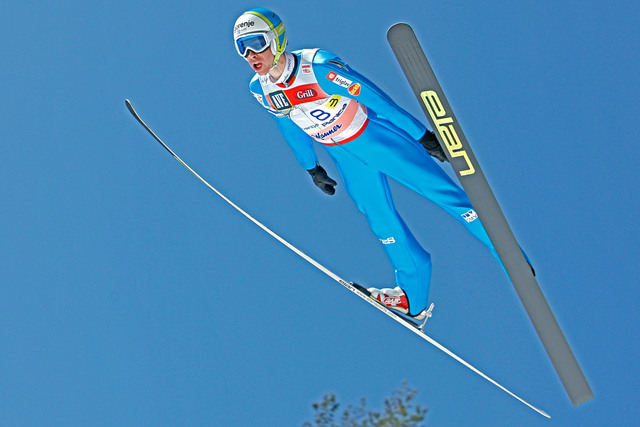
[233,8,287,67]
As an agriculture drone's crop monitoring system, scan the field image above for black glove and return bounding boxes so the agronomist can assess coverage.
[419,130,448,162]
[307,164,337,195]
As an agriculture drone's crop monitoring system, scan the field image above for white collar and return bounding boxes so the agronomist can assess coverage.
[272,52,295,85]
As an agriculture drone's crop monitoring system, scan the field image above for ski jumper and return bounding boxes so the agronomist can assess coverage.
[249,49,500,316]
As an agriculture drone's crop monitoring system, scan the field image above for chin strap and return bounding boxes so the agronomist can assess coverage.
[271,41,283,69]
[270,21,286,68]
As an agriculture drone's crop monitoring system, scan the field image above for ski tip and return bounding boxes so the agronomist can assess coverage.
[389,22,411,30]
[125,99,138,117]
[387,22,414,39]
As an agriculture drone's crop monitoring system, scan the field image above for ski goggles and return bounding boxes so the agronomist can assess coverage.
[235,32,273,57]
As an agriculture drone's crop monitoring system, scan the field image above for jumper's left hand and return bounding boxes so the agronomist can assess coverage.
[419,130,448,162]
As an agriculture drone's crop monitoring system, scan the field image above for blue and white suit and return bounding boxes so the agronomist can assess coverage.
[249,48,499,316]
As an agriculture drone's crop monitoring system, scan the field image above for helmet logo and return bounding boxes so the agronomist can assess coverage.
[234,20,255,33]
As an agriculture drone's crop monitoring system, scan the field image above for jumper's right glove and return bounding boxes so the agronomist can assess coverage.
[419,130,448,162]
[307,164,337,195]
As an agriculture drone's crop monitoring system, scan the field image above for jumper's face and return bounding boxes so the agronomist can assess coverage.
[245,48,275,76]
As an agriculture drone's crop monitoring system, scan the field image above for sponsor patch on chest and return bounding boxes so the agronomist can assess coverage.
[266,83,327,111]
[268,91,292,110]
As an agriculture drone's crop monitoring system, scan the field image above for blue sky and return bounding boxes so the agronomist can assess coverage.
[2,1,638,425]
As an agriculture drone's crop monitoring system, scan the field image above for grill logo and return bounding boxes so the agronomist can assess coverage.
[295,89,317,100]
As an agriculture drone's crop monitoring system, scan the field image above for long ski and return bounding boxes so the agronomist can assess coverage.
[125,99,550,418]
[387,23,593,406]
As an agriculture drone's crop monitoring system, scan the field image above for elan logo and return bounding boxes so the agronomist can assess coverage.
[380,237,396,245]
[420,90,475,177]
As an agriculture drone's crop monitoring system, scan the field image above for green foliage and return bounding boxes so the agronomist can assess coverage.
[303,381,428,427]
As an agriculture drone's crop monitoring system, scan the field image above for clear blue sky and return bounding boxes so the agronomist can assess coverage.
[2,1,638,426]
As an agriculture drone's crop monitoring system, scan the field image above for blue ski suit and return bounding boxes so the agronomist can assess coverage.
[249,49,499,316]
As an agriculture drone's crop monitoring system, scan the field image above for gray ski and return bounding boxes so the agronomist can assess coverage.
[387,22,593,407]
